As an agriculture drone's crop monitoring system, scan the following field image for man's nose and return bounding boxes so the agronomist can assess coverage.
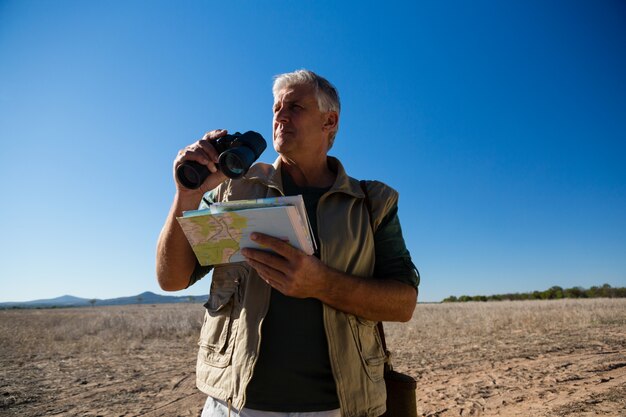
[274,107,289,123]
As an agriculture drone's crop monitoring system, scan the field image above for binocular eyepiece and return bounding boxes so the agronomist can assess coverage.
[176,131,267,189]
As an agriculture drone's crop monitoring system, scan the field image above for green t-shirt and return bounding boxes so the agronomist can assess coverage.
[244,173,337,412]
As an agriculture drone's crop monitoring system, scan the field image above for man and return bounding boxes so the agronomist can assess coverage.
[156,70,419,417]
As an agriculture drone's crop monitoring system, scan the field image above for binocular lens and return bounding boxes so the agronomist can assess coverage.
[176,161,208,190]
[219,147,256,179]
[220,152,245,177]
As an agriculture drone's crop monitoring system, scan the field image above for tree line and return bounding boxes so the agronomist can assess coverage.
[442,283,626,302]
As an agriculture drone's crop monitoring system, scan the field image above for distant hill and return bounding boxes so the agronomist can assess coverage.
[0,291,207,309]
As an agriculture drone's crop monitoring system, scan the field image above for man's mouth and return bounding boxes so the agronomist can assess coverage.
[275,129,294,137]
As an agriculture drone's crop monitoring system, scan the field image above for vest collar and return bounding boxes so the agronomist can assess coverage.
[245,156,364,199]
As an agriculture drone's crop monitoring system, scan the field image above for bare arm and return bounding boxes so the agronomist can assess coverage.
[315,268,417,322]
[156,129,228,291]
[242,233,417,322]
[156,191,207,291]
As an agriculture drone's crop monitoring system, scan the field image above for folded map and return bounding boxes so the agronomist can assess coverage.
[177,195,315,265]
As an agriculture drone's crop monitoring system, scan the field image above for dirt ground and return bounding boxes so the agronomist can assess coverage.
[1,299,624,416]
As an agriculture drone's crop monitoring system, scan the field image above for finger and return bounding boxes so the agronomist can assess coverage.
[197,140,220,164]
[242,248,289,272]
[177,148,219,173]
[245,258,285,286]
[245,258,271,278]
[250,233,300,258]
[199,129,228,163]
[178,129,228,166]
[201,129,228,141]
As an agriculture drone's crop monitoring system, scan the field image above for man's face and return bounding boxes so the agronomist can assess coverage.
[272,83,332,158]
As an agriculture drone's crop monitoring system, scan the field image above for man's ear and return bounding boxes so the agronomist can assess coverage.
[322,111,339,132]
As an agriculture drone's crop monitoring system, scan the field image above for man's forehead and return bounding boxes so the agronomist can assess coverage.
[274,84,316,103]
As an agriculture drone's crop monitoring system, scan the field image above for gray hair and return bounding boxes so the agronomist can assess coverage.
[272,69,341,147]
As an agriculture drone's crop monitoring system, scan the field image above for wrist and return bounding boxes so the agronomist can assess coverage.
[172,189,205,215]
[314,264,345,304]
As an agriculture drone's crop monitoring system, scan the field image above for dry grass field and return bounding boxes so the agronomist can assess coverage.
[1,299,624,416]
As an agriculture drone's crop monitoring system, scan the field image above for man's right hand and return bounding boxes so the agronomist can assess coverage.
[157,129,230,292]
[173,129,230,198]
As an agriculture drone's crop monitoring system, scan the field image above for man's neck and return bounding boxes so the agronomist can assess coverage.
[280,155,336,188]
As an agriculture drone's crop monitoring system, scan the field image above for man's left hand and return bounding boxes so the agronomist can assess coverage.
[241,232,327,298]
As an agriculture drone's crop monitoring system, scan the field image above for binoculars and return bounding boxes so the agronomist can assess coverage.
[176,131,267,189]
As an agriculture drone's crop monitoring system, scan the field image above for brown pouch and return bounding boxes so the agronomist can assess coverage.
[381,367,418,417]
[378,322,418,417]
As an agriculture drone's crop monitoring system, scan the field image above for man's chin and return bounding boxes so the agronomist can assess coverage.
[274,135,294,147]
[273,139,298,156]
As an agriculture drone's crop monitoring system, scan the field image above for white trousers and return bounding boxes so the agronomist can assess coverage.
[201,396,342,417]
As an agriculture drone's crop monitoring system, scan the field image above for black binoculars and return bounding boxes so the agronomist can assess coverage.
[176,131,267,189]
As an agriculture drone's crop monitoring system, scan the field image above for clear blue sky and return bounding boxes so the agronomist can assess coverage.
[1,0,625,303]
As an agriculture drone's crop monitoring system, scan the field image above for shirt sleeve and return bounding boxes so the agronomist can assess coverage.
[373,204,420,290]
[188,262,213,288]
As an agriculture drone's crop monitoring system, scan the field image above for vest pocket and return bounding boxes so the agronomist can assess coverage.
[348,315,386,382]
[198,264,246,368]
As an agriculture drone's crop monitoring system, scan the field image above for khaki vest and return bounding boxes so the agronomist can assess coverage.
[195,157,399,417]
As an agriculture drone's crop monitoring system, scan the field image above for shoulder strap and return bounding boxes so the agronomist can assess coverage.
[359,180,391,367]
